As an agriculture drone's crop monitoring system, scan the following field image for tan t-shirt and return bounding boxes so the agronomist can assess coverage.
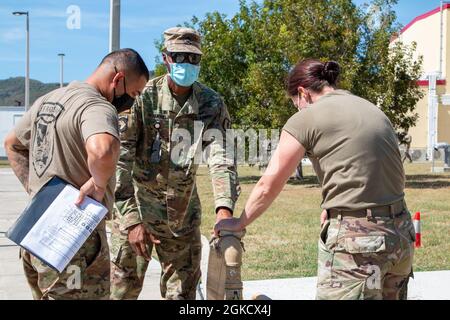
[15,81,119,214]
[283,90,405,210]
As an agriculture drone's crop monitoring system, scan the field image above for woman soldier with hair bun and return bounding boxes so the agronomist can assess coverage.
[215,59,415,300]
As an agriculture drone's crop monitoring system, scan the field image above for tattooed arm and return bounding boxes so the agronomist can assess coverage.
[4,130,30,193]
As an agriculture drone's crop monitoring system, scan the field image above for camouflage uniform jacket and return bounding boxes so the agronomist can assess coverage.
[114,75,239,237]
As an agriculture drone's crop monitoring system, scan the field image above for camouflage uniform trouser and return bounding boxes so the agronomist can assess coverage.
[21,222,110,300]
[110,221,202,300]
[316,207,415,300]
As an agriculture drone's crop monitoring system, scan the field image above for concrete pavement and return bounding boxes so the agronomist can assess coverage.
[1,168,449,300]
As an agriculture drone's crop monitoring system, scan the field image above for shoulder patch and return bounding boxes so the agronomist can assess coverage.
[118,115,128,133]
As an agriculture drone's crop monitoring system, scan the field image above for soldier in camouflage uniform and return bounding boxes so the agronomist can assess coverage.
[316,202,415,299]
[110,27,240,300]
[401,133,413,163]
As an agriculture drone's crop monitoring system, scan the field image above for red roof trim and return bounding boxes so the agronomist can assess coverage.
[401,4,450,34]
[417,80,446,86]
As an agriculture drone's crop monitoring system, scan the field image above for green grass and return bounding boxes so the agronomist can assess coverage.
[197,163,450,280]
[3,157,447,279]
[0,160,9,167]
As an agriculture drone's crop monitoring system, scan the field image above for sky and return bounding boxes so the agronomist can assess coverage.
[0,0,446,83]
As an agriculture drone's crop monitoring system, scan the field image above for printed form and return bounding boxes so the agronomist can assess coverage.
[20,185,107,272]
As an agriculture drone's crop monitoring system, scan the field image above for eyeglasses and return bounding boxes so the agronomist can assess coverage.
[168,52,202,65]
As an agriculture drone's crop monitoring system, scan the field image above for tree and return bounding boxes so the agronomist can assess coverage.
[156,0,423,135]
[188,0,363,129]
[374,41,423,139]
[352,0,424,137]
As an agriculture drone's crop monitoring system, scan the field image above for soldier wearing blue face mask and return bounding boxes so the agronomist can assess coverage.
[163,27,203,88]
[110,27,241,300]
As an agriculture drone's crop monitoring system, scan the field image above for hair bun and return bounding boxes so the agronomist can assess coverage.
[321,61,341,86]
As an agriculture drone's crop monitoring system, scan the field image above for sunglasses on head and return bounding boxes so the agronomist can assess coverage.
[168,52,202,65]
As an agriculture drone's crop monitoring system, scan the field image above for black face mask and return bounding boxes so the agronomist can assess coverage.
[112,67,135,113]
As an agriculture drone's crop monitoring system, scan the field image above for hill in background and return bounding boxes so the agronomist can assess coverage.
[0,77,63,106]
[0,71,155,107]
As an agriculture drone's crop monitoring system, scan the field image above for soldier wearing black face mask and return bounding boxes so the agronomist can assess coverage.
[112,66,137,113]
[4,48,149,300]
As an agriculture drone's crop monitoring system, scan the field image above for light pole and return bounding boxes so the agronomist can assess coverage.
[109,0,120,52]
[12,11,30,110]
[58,53,65,88]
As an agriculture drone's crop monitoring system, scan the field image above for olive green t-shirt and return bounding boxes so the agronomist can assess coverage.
[283,90,405,210]
[14,81,120,213]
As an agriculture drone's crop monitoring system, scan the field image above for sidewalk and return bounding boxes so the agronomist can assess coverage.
[1,168,449,300]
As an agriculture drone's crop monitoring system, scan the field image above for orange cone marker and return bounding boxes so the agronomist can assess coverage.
[413,212,421,248]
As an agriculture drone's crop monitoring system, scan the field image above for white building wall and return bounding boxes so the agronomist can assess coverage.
[397,7,446,77]
[0,107,26,158]
[393,5,450,158]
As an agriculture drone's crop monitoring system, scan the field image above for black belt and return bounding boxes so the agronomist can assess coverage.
[327,200,405,219]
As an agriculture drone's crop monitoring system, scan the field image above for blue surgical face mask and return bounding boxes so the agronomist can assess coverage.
[169,63,200,87]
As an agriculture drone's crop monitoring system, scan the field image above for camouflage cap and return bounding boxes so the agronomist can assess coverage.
[163,27,203,55]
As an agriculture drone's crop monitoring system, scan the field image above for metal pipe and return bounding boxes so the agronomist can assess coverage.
[25,12,29,110]
[12,11,30,110]
[440,1,444,77]
[58,53,65,88]
[427,73,439,163]
[439,1,450,78]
